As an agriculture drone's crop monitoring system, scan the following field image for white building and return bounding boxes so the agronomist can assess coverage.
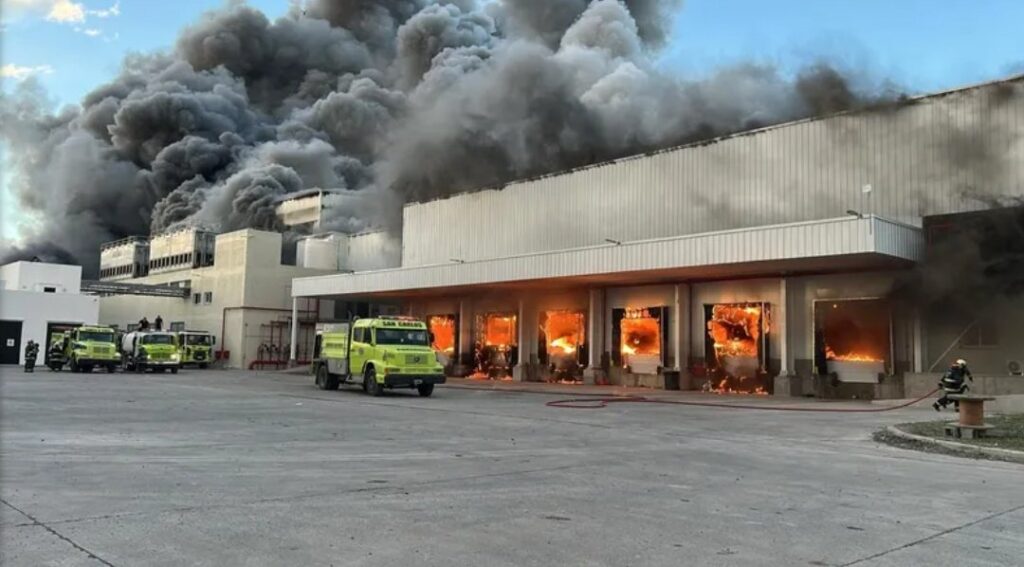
[98,229,341,369]
[0,261,100,365]
[291,76,1024,398]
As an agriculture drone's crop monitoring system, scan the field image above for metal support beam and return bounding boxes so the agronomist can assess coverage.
[778,278,788,375]
[81,280,190,298]
[289,297,299,366]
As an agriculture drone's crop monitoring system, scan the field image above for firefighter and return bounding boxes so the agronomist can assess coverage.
[24,340,39,372]
[154,315,163,331]
[934,359,973,411]
[139,316,150,331]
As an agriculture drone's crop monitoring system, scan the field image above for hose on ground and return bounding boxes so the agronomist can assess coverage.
[545,387,941,412]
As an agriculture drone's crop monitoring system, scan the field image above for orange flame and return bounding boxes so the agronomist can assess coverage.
[825,345,884,363]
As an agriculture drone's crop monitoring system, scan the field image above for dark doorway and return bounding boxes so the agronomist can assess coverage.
[0,320,24,364]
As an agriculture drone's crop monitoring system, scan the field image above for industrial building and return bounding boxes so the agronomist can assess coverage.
[95,223,402,369]
[290,76,1024,398]
[0,261,101,365]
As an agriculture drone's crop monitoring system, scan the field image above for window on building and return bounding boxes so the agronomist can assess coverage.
[193,293,201,305]
[170,321,185,332]
[204,291,213,304]
[961,318,1000,348]
[43,286,56,293]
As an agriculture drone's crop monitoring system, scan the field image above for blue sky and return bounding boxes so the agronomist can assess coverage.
[2,0,1023,240]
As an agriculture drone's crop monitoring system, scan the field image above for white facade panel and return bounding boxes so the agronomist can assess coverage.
[0,289,100,364]
[0,262,82,294]
[403,79,1023,267]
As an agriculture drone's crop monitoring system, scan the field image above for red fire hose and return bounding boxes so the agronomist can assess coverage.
[545,387,941,412]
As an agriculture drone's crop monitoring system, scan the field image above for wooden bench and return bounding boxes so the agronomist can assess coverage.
[944,394,996,439]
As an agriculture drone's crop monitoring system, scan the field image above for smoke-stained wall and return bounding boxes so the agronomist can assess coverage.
[402,79,1024,267]
[2,0,898,277]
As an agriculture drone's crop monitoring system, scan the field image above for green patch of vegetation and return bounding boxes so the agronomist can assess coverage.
[901,414,1024,452]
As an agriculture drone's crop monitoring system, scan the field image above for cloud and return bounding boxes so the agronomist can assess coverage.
[82,27,101,36]
[1,63,55,81]
[45,0,85,23]
[88,1,119,18]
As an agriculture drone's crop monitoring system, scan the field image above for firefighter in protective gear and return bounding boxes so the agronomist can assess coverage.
[24,340,39,372]
[933,359,973,411]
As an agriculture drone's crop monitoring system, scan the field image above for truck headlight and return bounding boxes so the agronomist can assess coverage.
[171,353,180,362]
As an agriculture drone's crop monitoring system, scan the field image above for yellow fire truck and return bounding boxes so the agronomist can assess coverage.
[311,317,446,397]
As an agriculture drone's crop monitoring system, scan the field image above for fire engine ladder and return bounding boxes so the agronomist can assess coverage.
[81,280,191,298]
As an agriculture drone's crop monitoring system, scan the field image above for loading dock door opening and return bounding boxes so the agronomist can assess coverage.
[538,310,586,382]
[703,303,770,394]
[428,314,458,368]
[473,313,517,379]
[815,299,891,383]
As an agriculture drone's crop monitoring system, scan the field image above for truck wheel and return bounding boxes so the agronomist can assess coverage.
[69,358,79,373]
[155,367,166,374]
[417,384,435,397]
[365,367,383,397]
[107,365,116,373]
[318,365,339,391]
[199,363,208,369]
[171,367,178,375]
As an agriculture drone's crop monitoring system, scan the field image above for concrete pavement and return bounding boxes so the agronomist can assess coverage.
[2,366,1021,566]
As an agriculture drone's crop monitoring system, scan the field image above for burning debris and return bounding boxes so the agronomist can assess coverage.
[473,312,517,379]
[618,307,664,375]
[704,303,769,395]
[428,314,457,366]
[0,0,891,276]
[540,310,586,383]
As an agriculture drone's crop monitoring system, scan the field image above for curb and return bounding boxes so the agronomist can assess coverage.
[884,425,1024,462]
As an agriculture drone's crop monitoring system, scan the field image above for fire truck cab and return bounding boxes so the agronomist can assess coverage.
[311,317,446,397]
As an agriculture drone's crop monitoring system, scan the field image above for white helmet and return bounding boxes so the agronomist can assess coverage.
[955,359,968,367]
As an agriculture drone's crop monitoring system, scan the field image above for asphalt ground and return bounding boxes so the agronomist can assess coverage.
[2,366,1021,566]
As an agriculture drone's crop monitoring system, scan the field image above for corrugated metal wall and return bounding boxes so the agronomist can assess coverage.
[346,231,402,272]
[403,79,1023,267]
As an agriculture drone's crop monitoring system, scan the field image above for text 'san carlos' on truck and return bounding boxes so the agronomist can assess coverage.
[312,317,446,397]
[47,325,120,373]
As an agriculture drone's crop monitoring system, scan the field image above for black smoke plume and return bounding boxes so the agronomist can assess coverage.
[3,0,888,276]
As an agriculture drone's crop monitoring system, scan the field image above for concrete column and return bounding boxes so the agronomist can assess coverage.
[583,288,606,384]
[673,284,691,371]
[512,297,528,382]
[289,297,299,366]
[776,278,788,375]
[912,309,923,373]
[458,299,471,371]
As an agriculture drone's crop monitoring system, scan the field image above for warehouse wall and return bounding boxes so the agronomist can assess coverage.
[403,79,1023,267]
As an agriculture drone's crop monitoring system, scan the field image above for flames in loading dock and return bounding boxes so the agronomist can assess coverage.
[817,299,891,382]
[620,308,663,376]
[541,310,586,383]
[705,304,768,395]
[543,311,585,357]
[473,313,517,379]
[428,315,456,365]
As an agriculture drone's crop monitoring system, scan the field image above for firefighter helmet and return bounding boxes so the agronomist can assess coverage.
[955,358,968,367]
